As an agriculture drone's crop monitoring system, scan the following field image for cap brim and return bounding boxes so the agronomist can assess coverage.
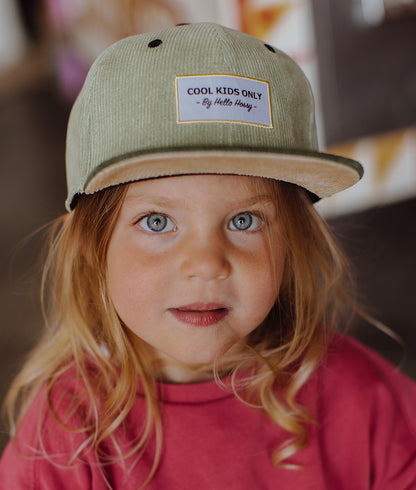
[82,148,362,205]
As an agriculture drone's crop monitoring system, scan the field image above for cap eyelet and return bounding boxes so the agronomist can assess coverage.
[148,39,163,48]
[264,43,276,53]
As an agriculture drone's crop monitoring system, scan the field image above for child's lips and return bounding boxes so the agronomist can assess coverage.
[169,303,230,327]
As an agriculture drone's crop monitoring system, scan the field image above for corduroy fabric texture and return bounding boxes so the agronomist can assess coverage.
[65,23,363,210]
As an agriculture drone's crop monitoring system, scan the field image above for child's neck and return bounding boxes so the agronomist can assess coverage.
[154,354,217,384]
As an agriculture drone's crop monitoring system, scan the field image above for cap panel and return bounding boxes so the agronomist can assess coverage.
[65,72,93,200]
[86,24,317,154]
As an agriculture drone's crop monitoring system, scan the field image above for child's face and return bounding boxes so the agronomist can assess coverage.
[106,174,285,382]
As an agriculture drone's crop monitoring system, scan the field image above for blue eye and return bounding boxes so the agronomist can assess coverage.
[229,213,260,231]
[139,214,175,233]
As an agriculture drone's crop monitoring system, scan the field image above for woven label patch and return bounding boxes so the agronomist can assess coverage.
[175,74,272,127]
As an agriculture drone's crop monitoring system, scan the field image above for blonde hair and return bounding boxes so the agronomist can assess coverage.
[4,178,355,486]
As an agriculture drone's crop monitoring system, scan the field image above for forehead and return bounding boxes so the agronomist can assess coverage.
[123,174,278,204]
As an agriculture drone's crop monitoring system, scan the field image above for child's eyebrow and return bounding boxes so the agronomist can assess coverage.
[237,195,275,207]
[125,195,175,206]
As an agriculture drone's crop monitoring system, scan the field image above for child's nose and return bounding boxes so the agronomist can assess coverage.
[179,232,231,281]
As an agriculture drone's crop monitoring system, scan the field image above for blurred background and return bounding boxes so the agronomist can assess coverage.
[1,0,415,453]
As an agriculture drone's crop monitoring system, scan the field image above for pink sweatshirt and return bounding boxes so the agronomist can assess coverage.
[1,335,416,489]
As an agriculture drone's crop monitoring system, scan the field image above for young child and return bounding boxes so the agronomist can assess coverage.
[1,23,415,489]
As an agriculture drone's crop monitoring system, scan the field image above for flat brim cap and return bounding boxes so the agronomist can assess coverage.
[65,22,363,210]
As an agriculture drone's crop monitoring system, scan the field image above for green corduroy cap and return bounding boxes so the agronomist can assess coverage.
[65,22,363,211]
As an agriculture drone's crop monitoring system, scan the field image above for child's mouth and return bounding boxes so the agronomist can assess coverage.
[169,303,229,327]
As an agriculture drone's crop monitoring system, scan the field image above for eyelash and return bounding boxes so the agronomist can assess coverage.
[136,211,265,233]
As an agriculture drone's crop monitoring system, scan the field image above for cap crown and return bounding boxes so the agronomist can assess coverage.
[66,24,317,203]
[66,23,362,210]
